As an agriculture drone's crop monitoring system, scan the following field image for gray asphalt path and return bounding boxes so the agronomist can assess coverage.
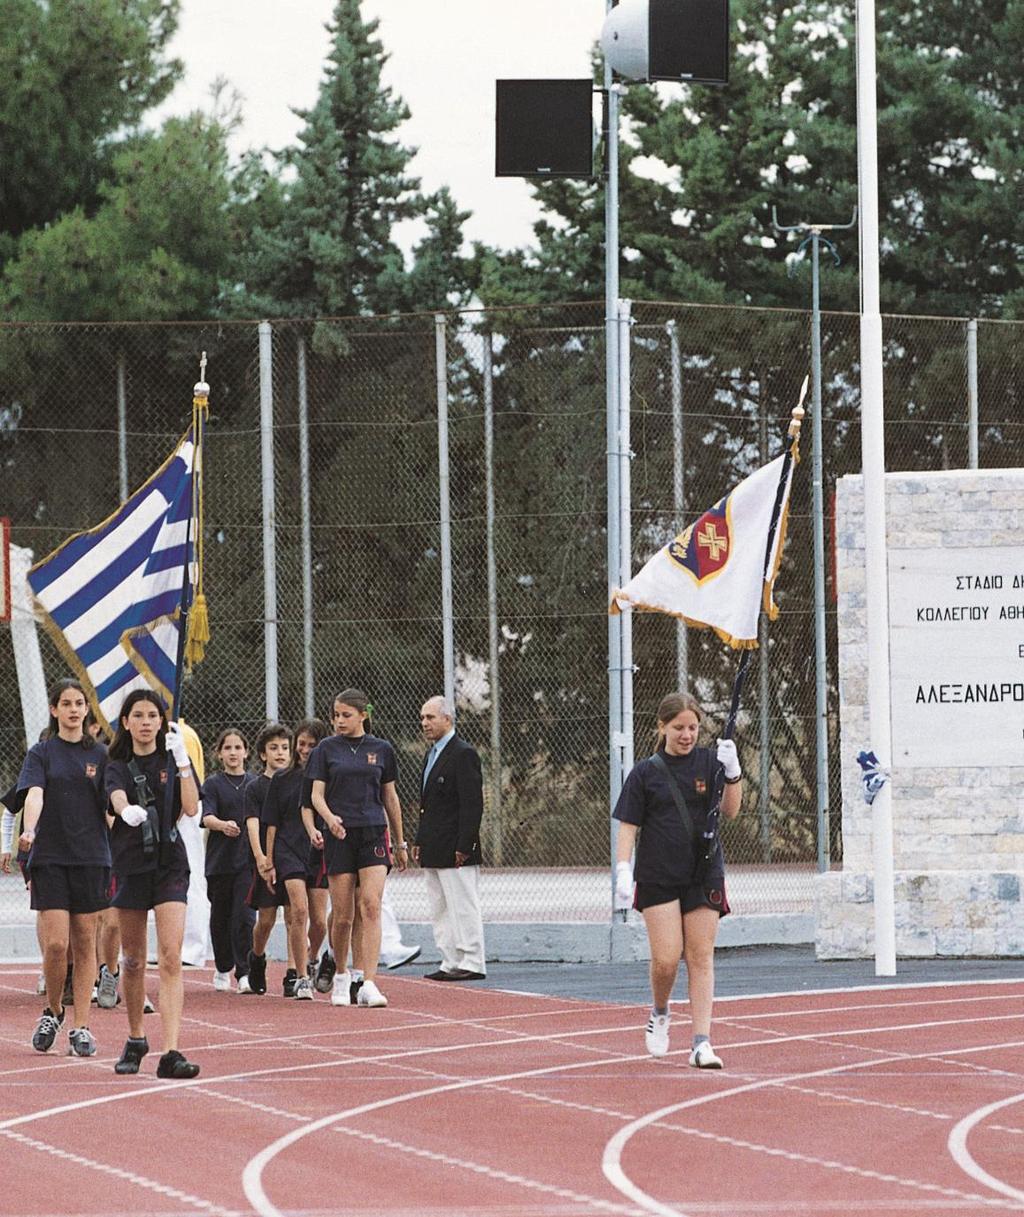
[426,946,1024,1005]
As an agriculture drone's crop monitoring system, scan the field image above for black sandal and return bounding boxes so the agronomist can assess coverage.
[156,1049,200,1079]
[114,1036,149,1075]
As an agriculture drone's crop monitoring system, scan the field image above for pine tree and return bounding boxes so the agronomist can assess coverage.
[239,0,429,330]
[0,0,182,251]
[478,0,1023,320]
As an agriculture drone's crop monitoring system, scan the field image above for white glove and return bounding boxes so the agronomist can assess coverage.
[717,738,741,780]
[121,804,148,828]
[165,721,191,769]
[614,861,634,910]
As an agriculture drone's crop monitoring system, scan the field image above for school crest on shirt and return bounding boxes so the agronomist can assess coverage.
[695,779,707,794]
[85,763,97,778]
[160,769,168,784]
[366,753,378,766]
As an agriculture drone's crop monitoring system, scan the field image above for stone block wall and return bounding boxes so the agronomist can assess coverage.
[815,469,1024,958]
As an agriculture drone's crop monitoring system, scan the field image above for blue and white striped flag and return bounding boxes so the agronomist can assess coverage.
[28,428,196,733]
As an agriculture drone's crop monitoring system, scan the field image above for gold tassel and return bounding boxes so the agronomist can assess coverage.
[185,591,210,669]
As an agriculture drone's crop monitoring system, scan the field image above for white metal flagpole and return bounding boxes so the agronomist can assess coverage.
[855,0,897,975]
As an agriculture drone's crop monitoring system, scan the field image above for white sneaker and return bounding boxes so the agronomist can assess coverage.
[213,970,233,992]
[380,944,422,969]
[237,975,254,995]
[357,979,387,1008]
[645,1012,670,1058]
[689,1041,723,1069]
[331,970,352,1006]
[293,976,314,1000]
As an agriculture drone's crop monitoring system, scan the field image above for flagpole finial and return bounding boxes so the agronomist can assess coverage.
[193,351,209,402]
[788,375,809,439]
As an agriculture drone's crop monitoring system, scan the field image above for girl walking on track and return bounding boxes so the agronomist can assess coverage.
[104,690,201,1079]
[262,718,329,1000]
[17,679,110,1057]
[613,691,742,1069]
[308,688,407,1008]
[201,728,256,993]
[243,723,293,996]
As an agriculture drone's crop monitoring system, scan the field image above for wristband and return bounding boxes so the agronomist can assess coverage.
[724,773,742,785]
[396,842,408,850]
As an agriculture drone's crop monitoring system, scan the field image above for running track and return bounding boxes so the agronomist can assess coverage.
[1,964,1022,1217]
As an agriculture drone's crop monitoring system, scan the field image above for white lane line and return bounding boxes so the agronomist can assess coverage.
[602,1040,1024,1217]
[948,1092,1024,1204]
[0,1127,242,1217]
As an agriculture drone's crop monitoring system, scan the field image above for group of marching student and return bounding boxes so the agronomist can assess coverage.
[13,679,200,1078]
[202,688,408,1008]
[11,681,411,1078]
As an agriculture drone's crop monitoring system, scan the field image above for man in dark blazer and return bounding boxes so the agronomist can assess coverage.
[413,696,486,980]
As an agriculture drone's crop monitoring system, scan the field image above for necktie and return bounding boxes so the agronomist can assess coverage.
[422,743,439,791]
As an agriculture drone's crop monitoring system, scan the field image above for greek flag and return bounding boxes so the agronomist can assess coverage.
[28,428,195,733]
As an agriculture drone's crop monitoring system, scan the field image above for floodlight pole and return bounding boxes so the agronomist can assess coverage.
[855,0,897,975]
[772,207,856,874]
[605,6,627,914]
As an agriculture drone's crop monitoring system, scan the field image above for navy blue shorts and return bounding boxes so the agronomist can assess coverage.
[29,864,111,914]
[111,863,190,911]
[324,825,391,876]
[634,879,729,917]
[307,848,327,890]
[245,872,288,910]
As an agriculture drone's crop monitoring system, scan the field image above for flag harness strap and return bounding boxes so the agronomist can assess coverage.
[648,752,700,881]
[127,759,179,861]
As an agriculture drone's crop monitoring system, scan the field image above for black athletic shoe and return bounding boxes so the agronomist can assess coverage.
[314,951,336,994]
[282,968,298,998]
[114,1036,149,1075]
[247,950,267,995]
[32,1007,65,1053]
[349,978,363,1005]
[156,1050,200,1079]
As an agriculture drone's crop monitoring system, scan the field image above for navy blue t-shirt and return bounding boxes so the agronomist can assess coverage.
[305,734,397,829]
[17,737,110,869]
[201,770,256,876]
[263,767,314,876]
[612,747,723,887]
[105,750,186,876]
[243,772,273,857]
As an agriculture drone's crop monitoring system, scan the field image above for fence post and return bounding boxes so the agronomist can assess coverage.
[810,235,831,873]
[482,332,503,865]
[666,320,688,691]
[116,353,129,503]
[259,321,279,721]
[434,313,455,708]
[967,318,979,469]
[297,334,315,717]
[758,397,771,862]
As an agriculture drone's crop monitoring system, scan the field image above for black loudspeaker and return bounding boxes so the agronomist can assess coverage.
[495,79,595,178]
[649,0,729,85]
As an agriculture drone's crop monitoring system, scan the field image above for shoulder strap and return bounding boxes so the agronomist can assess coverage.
[126,758,156,808]
[648,752,695,838]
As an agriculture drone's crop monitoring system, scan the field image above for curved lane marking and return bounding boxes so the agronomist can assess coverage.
[948,1092,1024,1204]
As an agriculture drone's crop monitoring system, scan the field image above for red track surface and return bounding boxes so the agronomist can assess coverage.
[1,965,1022,1217]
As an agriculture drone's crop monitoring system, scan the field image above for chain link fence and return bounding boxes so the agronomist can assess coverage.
[2,303,1021,931]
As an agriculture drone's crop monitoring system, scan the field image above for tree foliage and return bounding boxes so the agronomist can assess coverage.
[0,0,182,251]
[235,0,473,332]
[479,0,1024,320]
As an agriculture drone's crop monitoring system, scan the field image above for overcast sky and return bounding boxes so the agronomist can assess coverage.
[152,0,600,251]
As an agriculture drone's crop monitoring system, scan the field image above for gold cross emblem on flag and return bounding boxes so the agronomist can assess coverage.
[697,521,728,561]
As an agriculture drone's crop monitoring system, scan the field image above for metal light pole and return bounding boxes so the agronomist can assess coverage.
[773,208,856,873]
[605,3,625,911]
